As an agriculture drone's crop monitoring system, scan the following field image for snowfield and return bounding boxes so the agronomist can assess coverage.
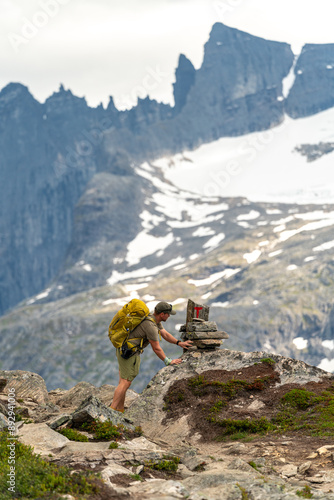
[153,108,334,204]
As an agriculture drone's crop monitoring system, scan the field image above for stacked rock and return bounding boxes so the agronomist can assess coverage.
[179,299,229,350]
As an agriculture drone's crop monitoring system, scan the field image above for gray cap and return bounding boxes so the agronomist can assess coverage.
[155,301,176,315]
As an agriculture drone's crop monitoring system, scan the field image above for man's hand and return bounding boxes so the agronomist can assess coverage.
[170,358,183,365]
[179,340,193,349]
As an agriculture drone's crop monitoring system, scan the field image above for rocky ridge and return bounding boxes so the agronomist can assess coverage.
[1,350,334,499]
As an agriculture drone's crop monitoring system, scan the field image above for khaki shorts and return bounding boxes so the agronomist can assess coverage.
[116,349,141,382]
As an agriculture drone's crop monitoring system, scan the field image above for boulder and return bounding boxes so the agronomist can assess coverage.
[128,479,188,499]
[71,395,135,430]
[54,381,137,409]
[126,349,334,443]
[46,414,72,430]
[0,370,49,404]
[18,423,69,454]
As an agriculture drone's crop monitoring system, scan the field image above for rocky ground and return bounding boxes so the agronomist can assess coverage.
[1,349,334,499]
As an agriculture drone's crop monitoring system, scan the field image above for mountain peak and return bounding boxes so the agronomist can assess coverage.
[173,53,196,114]
[0,82,36,106]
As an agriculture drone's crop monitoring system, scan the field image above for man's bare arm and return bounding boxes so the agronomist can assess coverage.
[149,339,182,365]
[159,329,193,349]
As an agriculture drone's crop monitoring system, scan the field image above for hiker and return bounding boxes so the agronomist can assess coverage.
[110,301,193,412]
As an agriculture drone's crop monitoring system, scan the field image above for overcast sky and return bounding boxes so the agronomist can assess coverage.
[1,0,334,110]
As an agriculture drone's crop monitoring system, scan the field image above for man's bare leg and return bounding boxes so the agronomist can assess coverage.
[110,377,132,412]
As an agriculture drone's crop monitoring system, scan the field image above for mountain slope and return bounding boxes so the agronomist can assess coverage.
[1,156,334,391]
[1,23,334,316]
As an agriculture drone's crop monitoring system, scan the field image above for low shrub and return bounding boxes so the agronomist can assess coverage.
[0,431,99,499]
[57,428,88,442]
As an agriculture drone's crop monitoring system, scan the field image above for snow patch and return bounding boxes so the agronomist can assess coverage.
[36,288,51,300]
[279,218,334,242]
[173,263,187,270]
[203,233,225,250]
[124,283,149,292]
[237,210,260,221]
[192,227,215,237]
[322,340,334,350]
[243,249,261,264]
[266,209,282,215]
[269,250,283,257]
[189,254,200,260]
[313,240,334,252]
[304,256,316,262]
[142,294,155,301]
[107,257,184,286]
[318,358,334,373]
[126,231,174,266]
[238,221,251,229]
[282,55,298,98]
[188,268,240,287]
[293,337,308,349]
[140,210,165,230]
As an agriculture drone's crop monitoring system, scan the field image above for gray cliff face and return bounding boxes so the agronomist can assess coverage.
[0,84,76,313]
[173,54,196,114]
[179,23,294,141]
[105,23,295,157]
[286,43,334,118]
[0,84,120,315]
[54,171,147,298]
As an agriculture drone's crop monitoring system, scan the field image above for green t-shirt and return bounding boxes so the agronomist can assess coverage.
[128,313,162,349]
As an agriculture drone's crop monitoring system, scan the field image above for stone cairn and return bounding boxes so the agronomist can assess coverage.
[179,299,229,351]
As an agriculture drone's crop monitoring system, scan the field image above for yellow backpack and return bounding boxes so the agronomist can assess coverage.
[108,299,153,358]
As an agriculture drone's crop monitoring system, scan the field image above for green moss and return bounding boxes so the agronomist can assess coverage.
[0,431,99,499]
[281,388,317,410]
[188,373,277,399]
[260,358,276,366]
[188,374,206,387]
[129,473,143,481]
[209,399,227,413]
[145,455,180,473]
[273,386,334,437]
[81,419,122,440]
[209,416,273,439]
[108,441,118,449]
[248,461,263,471]
[57,428,89,442]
